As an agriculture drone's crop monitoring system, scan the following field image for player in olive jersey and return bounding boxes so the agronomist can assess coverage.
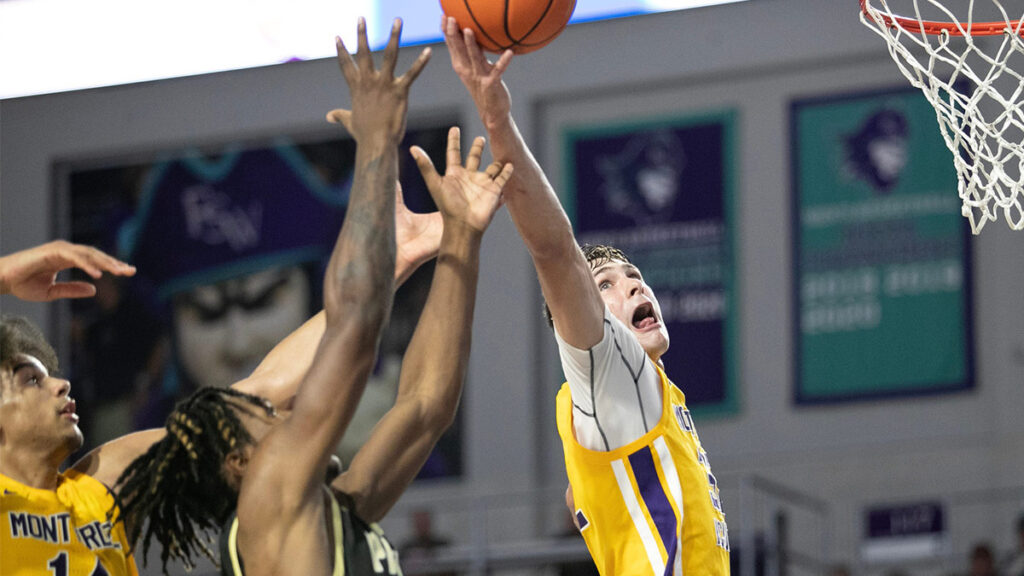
[0,199,440,576]
[443,18,730,576]
[115,18,512,576]
[0,95,445,576]
[1,202,440,576]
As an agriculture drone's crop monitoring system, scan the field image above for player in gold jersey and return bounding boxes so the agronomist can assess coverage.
[444,18,730,576]
[0,465,137,576]
[1,242,140,576]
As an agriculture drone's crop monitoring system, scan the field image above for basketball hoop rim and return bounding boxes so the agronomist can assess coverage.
[860,0,1024,36]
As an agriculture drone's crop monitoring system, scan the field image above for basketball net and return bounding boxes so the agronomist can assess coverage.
[860,0,1024,233]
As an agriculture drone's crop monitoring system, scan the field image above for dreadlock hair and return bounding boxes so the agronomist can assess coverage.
[113,386,274,574]
[542,244,632,328]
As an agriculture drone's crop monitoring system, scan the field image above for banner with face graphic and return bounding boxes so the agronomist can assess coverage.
[563,111,738,416]
[61,125,464,480]
[791,86,974,404]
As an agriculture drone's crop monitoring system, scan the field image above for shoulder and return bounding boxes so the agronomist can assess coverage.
[556,307,644,365]
[0,472,19,492]
[556,382,572,402]
[59,469,114,500]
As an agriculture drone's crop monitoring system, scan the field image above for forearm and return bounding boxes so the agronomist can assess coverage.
[323,139,398,330]
[480,113,578,263]
[257,139,403,499]
[397,222,482,406]
[333,398,446,522]
[70,428,168,489]
[278,139,401,476]
[235,255,424,406]
[479,112,604,347]
[0,252,22,294]
[336,224,483,521]
[0,256,10,294]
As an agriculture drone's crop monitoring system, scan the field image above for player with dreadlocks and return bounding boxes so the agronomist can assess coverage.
[113,385,274,568]
[1,198,440,576]
[115,18,512,576]
[0,202,440,576]
[0,53,445,576]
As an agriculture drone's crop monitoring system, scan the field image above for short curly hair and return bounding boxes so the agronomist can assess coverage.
[542,244,631,328]
[0,315,59,384]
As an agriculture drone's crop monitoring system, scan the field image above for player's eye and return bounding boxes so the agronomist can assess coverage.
[598,281,611,290]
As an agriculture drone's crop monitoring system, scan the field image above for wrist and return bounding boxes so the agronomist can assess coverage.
[403,244,434,264]
[440,220,485,246]
[0,258,10,295]
[353,132,403,150]
[481,111,514,134]
[394,250,432,285]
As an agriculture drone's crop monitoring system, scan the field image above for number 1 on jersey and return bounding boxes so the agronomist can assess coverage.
[47,551,110,576]
[48,551,68,576]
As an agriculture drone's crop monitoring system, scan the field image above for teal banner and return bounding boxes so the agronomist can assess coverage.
[791,86,974,404]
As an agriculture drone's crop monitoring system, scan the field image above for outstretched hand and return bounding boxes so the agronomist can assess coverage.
[443,16,514,124]
[0,240,136,302]
[326,17,432,144]
[395,182,443,276]
[411,127,513,234]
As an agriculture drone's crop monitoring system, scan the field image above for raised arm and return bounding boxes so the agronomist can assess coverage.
[239,15,429,519]
[233,184,442,408]
[333,127,512,522]
[0,240,136,301]
[443,18,605,350]
[72,185,443,487]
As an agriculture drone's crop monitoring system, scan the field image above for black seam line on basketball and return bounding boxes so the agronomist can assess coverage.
[505,0,556,44]
[589,348,610,452]
[572,402,595,417]
[608,318,650,433]
[516,17,571,47]
[462,0,507,52]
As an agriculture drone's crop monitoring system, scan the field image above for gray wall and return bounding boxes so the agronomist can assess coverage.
[3,1,1023,574]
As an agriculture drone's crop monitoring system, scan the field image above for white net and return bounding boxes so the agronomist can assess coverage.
[860,0,1024,233]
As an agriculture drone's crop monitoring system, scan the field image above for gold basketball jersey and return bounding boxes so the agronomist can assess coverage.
[556,365,730,576]
[1,469,138,576]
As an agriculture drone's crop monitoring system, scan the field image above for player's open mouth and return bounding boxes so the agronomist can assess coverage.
[631,302,658,330]
[59,400,79,423]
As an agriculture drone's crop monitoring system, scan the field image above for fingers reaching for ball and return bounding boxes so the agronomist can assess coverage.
[439,0,577,55]
[410,127,513,234]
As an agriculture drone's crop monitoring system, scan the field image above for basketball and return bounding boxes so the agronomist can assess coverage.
[440,0,577,54]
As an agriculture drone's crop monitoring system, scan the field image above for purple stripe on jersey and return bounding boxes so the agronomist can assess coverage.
[576,509,589,531]
[629,446,678,576]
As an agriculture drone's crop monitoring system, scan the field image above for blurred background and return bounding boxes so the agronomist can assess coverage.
[2,1,1024,576]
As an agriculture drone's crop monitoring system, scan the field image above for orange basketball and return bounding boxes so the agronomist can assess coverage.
[441,0,577,54]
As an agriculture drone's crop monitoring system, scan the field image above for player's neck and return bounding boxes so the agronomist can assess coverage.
[646,351,666,370]
[0,446,63,490]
